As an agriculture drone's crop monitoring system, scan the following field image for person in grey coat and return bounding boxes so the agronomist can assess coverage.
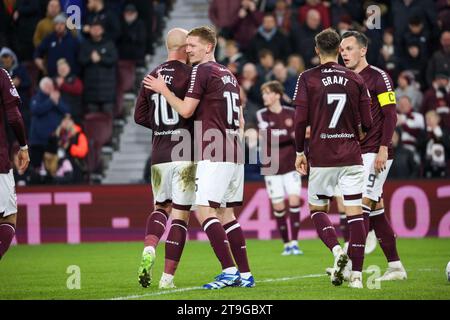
[79,20,118,115]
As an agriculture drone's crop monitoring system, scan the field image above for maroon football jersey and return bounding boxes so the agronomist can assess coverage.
[185,61,243,163]
[0,68,27,173]
[293,62,372,167]
[134,60,193,165]
[359,65,397,159]
[256,106,296,175]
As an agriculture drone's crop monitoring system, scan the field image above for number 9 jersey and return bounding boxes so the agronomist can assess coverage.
[134,60,193,165]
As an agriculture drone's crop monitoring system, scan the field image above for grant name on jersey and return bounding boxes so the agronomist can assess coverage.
[322,75,349,87]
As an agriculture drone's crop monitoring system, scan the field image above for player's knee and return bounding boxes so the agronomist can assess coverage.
[288,195,300,207]
[272,201,285,212]
[155,203,172,214]
[362,197,376,210]
[217,207,236,225]
[309,204,328,214]
[0,213,16,227]
[170,209,189,223]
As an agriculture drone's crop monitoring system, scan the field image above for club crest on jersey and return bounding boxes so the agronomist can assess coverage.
[10,87,19,97]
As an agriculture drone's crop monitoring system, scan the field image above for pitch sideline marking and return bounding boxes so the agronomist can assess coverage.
[108,273,327,300]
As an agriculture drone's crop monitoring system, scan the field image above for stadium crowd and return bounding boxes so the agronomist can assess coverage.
[1,0,450,185]
[209,0,450,180]
[1,0,174,184]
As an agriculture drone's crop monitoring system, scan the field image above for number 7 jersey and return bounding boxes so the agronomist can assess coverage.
[134,60,193,165]
[185,61,243,163]
[293,62,372,167]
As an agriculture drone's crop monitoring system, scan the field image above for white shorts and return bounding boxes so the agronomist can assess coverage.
[0,170,17,217]
[308,165,364,207]
[264,171,301,204]
[151,161,196,210]
[362,153,393,203]
[195,160,244,208]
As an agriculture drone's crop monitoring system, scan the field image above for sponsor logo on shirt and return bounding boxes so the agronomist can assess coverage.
[320,133,355,139]
[321,68,346,74]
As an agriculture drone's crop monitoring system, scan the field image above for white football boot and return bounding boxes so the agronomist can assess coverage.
[159,273,176,289]
[376,262,407,281]
[348,271,363,289]
[365,230,377,254]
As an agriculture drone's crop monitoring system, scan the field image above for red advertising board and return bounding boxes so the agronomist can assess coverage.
[12,180,450,244]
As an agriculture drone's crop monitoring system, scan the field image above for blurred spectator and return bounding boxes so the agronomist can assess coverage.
[426,31,450,86]
[298,0,330,29]
[286,54,305,77]
[388,128,420,179]
[231,0,264,52]
[0,47,31,131]
[239,62,264,123]
[256,49,275,82]
[29,77,70,170]
[437,0,450,31]
[274,0,292,35]
[33,0,61,48]
[290,8,321,68]
[0,0,15,49]
[53,114,88,183]
[12,0,40,61]
[421,74,450,129]
[397,41,427,88]
[418,110,450,178]
[378,29,397,77]
[395,71,423,111]
[34,13,80,77]
[208,0,242,38]
[83,0,121,42]
[132,0,155,56]
[271,61,297,102]
[330,0,364,27]
[79,20,118,115]
[220,40,246,76]
[54,58,83,124]
[244,127,262,181]
[400,15,431,60]
[397,95,425,162]
[247,13,291,63]
[115,3,146,119]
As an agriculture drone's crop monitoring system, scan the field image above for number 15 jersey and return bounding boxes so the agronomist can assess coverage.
[293,62,372,167]
[135,60,193,165]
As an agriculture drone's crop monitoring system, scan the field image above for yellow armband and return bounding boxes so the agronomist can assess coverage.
[377,91,396,107]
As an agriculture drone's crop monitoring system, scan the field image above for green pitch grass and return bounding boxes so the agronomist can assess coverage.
[0,238,449,300]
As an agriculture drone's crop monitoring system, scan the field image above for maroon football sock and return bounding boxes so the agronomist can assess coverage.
[339,213,349,242]
[144,209,168,248]
[347,214,366,272]
[0,223,15,260]
[362,204,371,237]
[274,210,290,243]
[202,217,235,270]
[223,220,250,273]
[164,219,188,275]
[370,210,400,262]
[311,211,340,251]
[289,206,301,241]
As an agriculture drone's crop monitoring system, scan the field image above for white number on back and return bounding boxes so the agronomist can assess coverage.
[327,93,346,129]
[152,93,179,126]
[223,91,240,126]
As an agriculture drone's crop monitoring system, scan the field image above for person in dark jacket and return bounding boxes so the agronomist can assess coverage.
[11,0,40,62]
[290,8,321,68]
[29,77,70,170]
[388,128,420,179]
[83,0,121,42]
[34,13,80,77]
[79,20,118,115]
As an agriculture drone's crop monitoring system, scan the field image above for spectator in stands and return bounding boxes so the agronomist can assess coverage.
[421,74,450,129]
[256,49,275,82]
[395,71,423,112]
[271,61,297,102]
[34,13,80,77]
[418,110,450,178]
[54,114,88,183]
[437,0,450,31]
[29,77,70,171]
[231,0,264,53]
[208,0,242,38]
[397,95,426,162]
[426,31,450,86]
[83,0,121,42]
[247,13,291,63]
[0,47,31,131]
[397,41,428,88]
[33,0,61,49]
[239,62,264,117]
[12,0,40,62]
[290,8,321,68]
[130,0,155,57]
[0,0,15,49]
[297,0,330,29]
[329,0,364,27]
[220,40,246,76]
[286,54,305,77]
[388,128,420,179]
[54,58,83,124]
[273,0,292,35]
[378,29,397,78]
[400,15,431,60]
[79,20,118,115]
[115,3,146,119]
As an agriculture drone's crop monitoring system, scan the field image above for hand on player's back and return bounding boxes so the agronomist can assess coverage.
[143,73,167,94]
